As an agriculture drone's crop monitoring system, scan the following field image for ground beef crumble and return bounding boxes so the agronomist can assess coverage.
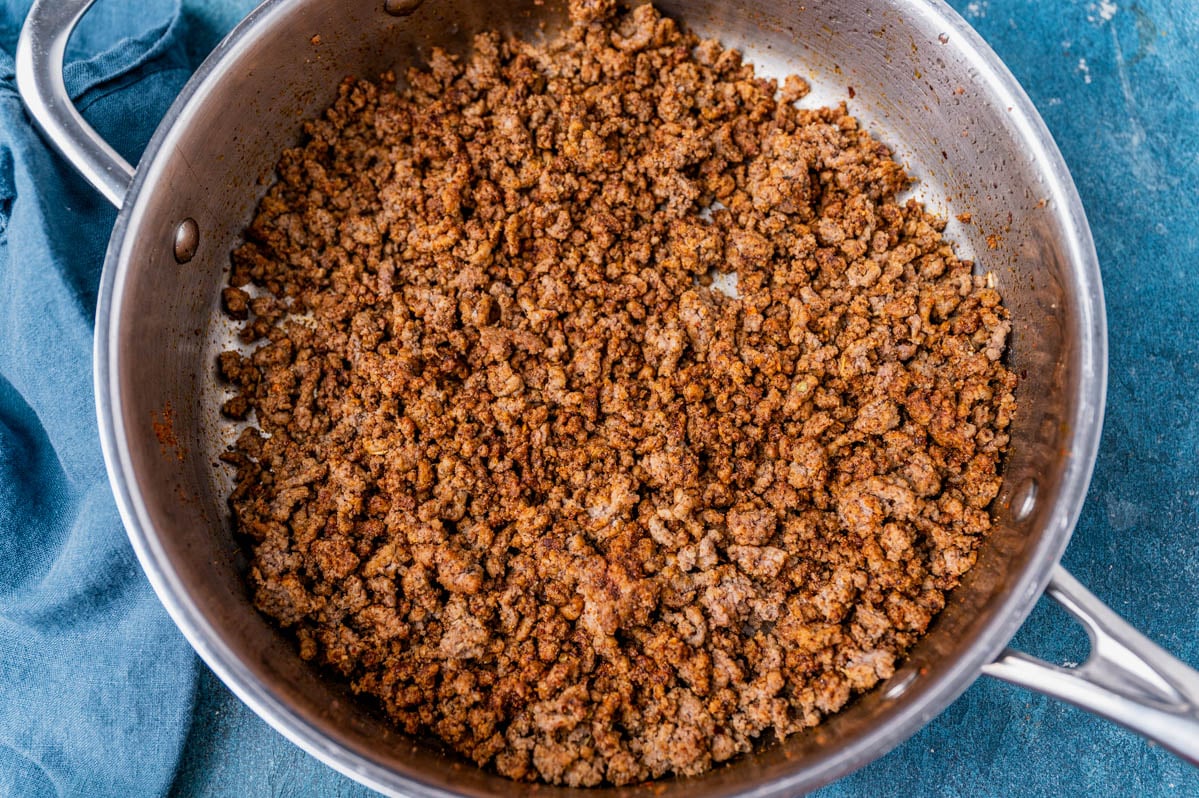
[217,1,1017,786]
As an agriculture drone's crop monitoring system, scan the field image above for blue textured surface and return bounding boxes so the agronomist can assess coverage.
[0,0,1196,795]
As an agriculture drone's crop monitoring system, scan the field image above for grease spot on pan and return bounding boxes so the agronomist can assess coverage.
[152,401,187,463]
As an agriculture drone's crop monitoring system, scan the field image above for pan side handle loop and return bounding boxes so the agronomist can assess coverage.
[983,564,1199,765]
[15,0,134,208]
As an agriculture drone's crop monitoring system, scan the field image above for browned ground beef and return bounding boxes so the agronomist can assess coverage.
[217,0,1016,786]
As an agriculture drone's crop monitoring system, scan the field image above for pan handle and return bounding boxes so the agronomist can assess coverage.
[983,564,1199,765]
[15,0,133,208]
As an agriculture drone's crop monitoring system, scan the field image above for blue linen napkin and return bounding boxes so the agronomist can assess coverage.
[2,1,1198,797]
[0,3,201,796]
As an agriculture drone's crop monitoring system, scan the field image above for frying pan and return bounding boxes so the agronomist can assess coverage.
[15,0,1199,794]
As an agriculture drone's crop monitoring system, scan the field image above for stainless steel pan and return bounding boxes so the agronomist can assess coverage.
[16,0,1199,794]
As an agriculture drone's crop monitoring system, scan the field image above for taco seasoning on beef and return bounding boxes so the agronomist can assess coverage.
[217,0,1016,786]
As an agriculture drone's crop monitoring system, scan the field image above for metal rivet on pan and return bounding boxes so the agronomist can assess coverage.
[1011,477,1038,523]
[883,670,918,700]
[174,218,200,264]
[384,0,424,16]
